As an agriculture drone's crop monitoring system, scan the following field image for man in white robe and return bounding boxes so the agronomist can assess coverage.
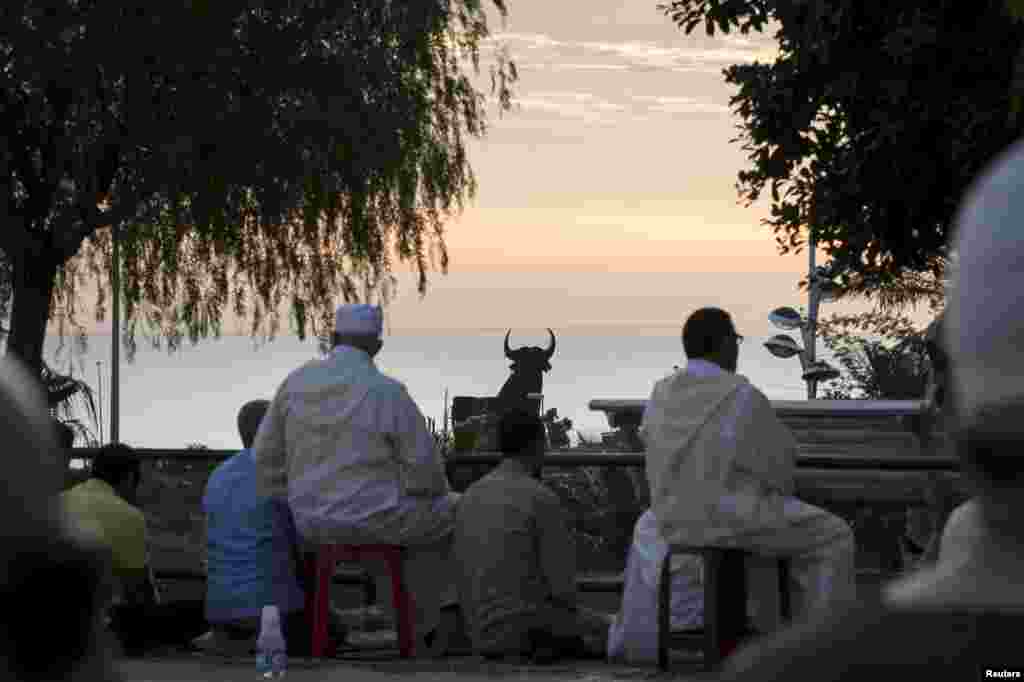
[722,135,1024,681]
[254,303,461,654]
[642,308,856,629]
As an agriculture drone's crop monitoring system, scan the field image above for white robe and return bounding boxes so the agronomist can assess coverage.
[254,345,453,544]
[642,359,796,547]
[253,344,458,638]
[641,359,855,618]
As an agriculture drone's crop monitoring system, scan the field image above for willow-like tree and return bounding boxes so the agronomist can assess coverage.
[658,0,1024,296]
[1,1,517,377]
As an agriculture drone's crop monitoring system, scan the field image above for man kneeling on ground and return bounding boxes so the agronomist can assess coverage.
[60,443,208,656]
[454,409,611,663]
[197,400,347,656]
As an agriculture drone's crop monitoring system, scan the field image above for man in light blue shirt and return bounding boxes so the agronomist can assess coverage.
[200,400,343,655]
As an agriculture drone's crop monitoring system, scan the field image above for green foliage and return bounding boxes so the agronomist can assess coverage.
[817,311,930,400]
[1,1,517,371]
[659,0,1024,296]
[544,468,616,557]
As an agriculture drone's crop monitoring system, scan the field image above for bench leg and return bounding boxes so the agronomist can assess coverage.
[712,550,748,666]
[311,552,333,658]
[657,550,673,671]
[778,559,792,623]
[387,554,416,658]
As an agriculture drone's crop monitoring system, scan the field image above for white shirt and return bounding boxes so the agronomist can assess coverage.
[254,345,450,540]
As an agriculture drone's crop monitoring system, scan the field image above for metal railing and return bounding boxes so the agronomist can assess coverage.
[589,398,929,420]
[68,448,960,472]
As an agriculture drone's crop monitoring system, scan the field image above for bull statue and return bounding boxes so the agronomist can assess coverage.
[495,328,556,416]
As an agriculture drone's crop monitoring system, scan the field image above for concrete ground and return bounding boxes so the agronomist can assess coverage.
[115,654,712,682]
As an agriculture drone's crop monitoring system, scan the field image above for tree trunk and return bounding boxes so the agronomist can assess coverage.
[6,238,59,381]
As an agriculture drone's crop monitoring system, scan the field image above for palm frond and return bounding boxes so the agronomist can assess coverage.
[41,360,101,445]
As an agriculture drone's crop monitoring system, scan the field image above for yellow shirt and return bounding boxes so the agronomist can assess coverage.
[60,478,147,581]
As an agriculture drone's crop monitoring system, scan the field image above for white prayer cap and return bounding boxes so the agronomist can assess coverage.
[334,303,383,337]
[946,137,1024,421]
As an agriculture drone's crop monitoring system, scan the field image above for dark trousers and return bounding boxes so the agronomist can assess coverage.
[109,599,208,656]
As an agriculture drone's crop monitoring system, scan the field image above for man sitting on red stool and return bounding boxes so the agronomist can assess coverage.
[254,304,464,656]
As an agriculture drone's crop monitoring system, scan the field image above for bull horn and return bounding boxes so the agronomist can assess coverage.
[544,328,556,360]
[504,329,513,359]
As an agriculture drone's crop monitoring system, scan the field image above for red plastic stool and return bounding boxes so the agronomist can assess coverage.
[306,544,416,658]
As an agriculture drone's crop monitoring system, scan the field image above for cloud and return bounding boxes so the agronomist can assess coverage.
[519,62,631,72]
[479,31,761,125]
[512,90,627,125]
[631,94,731,116]
[508,89,730,123]
[489,31,776,75]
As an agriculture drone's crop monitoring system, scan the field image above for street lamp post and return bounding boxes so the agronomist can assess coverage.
[111,221,120,444]
[805,242,820,399]
[766,239,840,399]
[96,360,104,445]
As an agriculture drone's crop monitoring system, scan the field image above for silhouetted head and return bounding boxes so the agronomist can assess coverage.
[498,409,547,477]
[237,399,271,449]
[946,137,1024,526]
[91,442,141,506]
[332,303,383,358]
[682,307,741,373]
[503,329,556,372]
[0,356,111,680]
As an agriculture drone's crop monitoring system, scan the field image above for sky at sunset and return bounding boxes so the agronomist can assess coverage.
[44,0,947,342]
[54,2,883,340]
[39,3,945,448]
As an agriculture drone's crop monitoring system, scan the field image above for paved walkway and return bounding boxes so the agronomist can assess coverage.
[116,654,714,682]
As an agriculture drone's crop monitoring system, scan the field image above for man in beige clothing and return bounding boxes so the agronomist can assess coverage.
[642,308,855,632]
[254,303,461,654]
[454,409,610,662]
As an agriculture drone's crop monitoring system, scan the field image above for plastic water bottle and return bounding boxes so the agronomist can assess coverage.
[256,605,287,679]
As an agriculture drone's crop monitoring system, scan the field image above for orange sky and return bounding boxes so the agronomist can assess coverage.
[51,3,933,339]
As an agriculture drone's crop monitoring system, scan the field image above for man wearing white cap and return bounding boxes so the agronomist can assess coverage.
[720,137,1024,679]
[254,303,462,655]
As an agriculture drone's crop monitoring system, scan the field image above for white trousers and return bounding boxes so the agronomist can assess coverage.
[609,500,855,663]
[718,496,857,630]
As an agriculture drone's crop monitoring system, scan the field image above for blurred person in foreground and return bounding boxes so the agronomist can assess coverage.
[0,354,118,680]
[453,409,611,663]
[723,137,1024,680]
[195,399,347,655]
[61,442,208,655]
[641,308,856,653]
[254,303,462,656]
